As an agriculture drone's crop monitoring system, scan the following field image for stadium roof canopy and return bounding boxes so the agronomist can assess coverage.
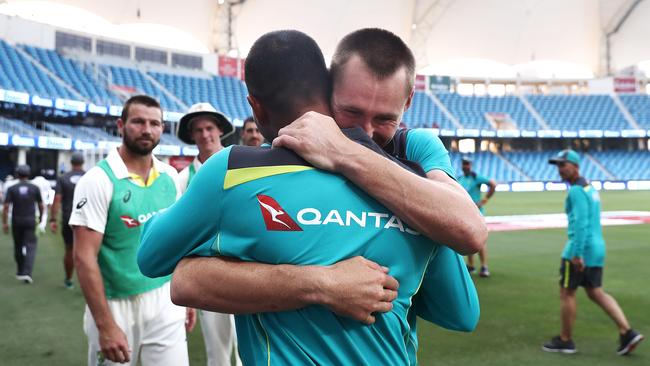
[1,0,649,79]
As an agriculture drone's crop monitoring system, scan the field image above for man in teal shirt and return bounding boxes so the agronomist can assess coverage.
[458,157,496,277]
[542,149,643,355]
[167,28,482,365]
[139,30,478,365]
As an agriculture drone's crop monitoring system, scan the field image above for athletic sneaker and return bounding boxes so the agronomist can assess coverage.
[480,266,490,278]
[467,265,476,274]
[542,336,577,354]
[16,275,33,284]
[64,279,74,290]
[617,329,644,355]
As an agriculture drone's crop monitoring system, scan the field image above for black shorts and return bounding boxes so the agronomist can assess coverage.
[62,223,74,246]
[559,259,602,289]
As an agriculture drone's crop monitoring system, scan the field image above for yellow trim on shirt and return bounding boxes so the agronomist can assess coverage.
[128,166,160,187]
[223,165,313,190]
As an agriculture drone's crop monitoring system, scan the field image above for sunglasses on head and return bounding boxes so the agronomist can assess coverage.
[557,162,566,168]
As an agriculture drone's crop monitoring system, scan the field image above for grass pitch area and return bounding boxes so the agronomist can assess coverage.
[1,191,648,365]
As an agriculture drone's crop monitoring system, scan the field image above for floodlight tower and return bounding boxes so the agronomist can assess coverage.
[213,0,246,56]
[409,0,453,71]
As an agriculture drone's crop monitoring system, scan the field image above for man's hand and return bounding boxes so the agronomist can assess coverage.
[273,111,356,172]
[185,308,197,332]
[571,257,585,272]
[318,256,399,325]
[98,323,131,363]
[49,220,57,233]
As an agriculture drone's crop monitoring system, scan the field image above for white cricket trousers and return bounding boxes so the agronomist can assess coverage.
[84,282,189,366]
[200,310,242,366]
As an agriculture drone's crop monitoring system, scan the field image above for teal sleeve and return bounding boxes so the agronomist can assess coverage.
[405,129,455,177]
[138,147,230,278]
[412,246,480,331]
[567,187,589,258]
[476,174,491,186]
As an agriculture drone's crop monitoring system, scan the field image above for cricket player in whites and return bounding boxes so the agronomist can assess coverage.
[70,95,195,365]
[176,102,241,366]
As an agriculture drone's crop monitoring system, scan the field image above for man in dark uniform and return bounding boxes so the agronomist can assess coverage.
[2,164,43,284]
[50,152,86,289]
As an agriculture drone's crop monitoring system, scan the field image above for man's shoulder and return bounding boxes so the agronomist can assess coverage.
[227,145,311,169]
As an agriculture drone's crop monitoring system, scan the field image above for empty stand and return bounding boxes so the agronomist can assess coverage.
[0,40,75,100]
[527,95,631,131]
[21,45,121,106]
[149,72,250,120]
[618,94,650,129]
[436,94,541,130]
[403,92,457,129]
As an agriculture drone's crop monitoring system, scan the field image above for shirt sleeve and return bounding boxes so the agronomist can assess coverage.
[476,174,492,186]
[68,167,112,234]
[567,187,589,258]
[412,246,480,331]
[4,187,13,204]
[54,176,63,195]
[138,148,230,278]
[33,185,43,203]
[405,129,455,177]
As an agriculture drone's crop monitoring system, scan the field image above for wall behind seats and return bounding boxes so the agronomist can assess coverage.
[0,14,55,49]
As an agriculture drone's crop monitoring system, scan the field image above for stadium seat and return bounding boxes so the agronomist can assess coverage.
[436,94,541,130]
[149,72,251,120]
[0,40,75,100]
[20,45,121,106]
[527,95,631,131]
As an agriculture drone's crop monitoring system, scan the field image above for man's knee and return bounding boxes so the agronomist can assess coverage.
[585,287,603,301]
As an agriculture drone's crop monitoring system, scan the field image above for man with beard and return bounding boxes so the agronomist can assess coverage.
[70,95,195,366]
[240,116,263,146]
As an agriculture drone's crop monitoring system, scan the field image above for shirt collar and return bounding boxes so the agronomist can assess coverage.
[105,147,167,180]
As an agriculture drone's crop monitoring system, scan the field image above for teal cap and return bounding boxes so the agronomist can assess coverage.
[548,149,580,166]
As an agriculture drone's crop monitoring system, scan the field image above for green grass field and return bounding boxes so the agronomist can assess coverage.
[1,191,648,365]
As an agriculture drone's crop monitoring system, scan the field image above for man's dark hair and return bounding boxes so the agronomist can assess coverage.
[245,30,330,122]
[120,95,162,122]
[242,116,256,129]
[330,28,415,96]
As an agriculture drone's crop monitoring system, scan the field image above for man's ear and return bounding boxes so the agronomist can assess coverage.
[117,118,125,137]
[247,95,267,128]
[404,87,415,112]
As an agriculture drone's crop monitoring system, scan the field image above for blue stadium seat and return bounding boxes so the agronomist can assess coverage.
[527,95,631,131]
[149,72,250,120]
[21,45,121,106]
[618,94,650,129]
[436,94,541,130]
[103,66,184,111]
[591,150,650,180]
[0,40,75,100]
[403,92,456,129]
[449,151,525,182]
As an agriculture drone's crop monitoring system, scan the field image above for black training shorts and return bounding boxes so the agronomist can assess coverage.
[559,259,602,289]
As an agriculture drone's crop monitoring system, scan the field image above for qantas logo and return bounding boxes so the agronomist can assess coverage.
[118,208,168,229]
[120,215,140,228]
[297,208,419,235]
[256,195,302,231]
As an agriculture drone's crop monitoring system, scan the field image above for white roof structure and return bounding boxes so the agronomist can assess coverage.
[1,0,649,78]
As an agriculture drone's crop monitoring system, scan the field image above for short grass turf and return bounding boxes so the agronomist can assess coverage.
[0,191,648,365]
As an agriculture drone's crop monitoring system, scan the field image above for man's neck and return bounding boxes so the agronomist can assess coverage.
[568,174,582,185]
[118,145,153,178]
[198,147,222,164]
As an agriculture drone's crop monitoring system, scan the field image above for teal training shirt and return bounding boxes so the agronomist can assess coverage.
[561,177,606,267]
[405,128,456,178]
[458,171,491,214]
[139,138,478,365]
[403,129,479,364]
